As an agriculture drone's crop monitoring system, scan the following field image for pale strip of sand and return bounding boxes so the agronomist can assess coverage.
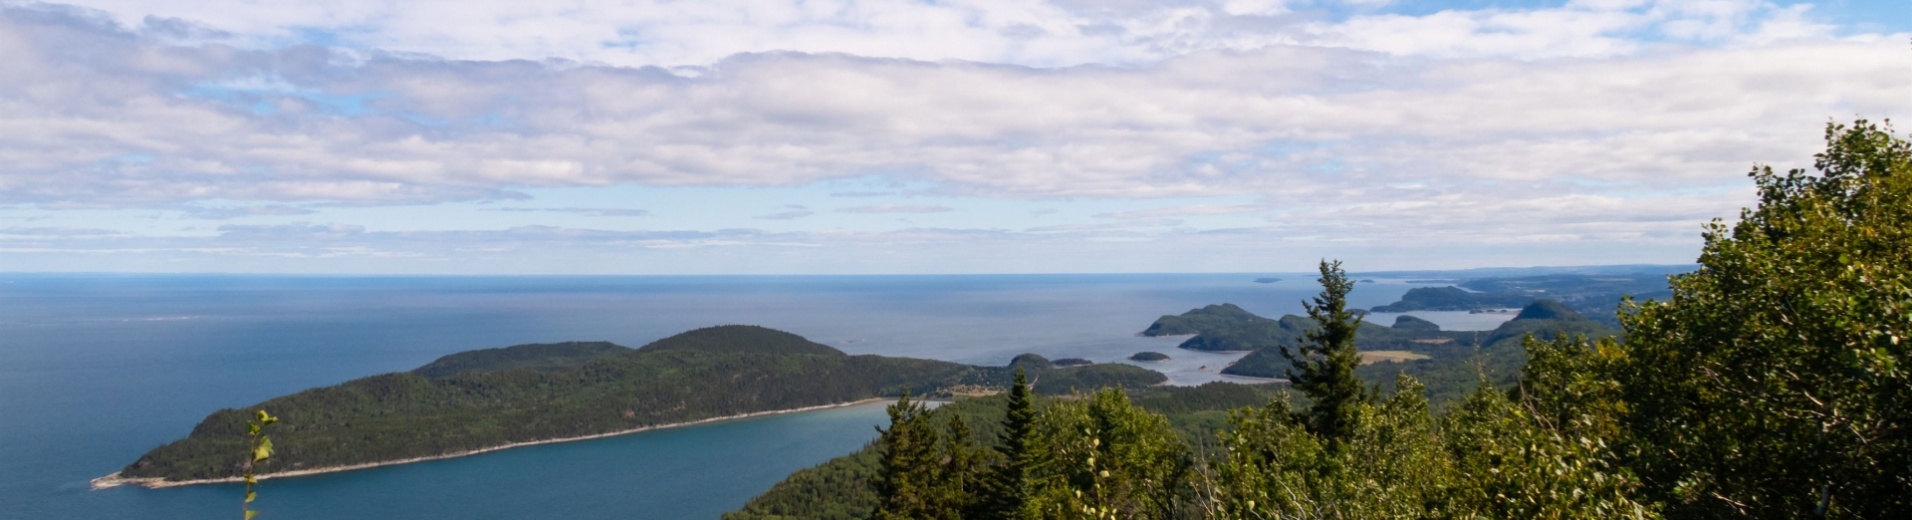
[91,398,889,490]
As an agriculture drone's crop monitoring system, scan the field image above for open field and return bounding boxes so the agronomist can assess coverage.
[1359,350,1432,365]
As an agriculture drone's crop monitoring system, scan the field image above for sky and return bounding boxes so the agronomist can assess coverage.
[0,0,1904,274]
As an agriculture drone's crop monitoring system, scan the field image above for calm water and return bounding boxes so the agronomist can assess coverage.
[0,274,1501,519]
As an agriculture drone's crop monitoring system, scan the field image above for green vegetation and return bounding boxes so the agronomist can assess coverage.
[725,383,1281,520]
[242,410,276,520]
[1357,350,1430,364]
[1389,314,1440,332]
[735,119,1910,520]
[1369,271,1680,327]
[410,340,628,378]
[1029,362,1166,395]
[1279,260,1372,442]
[1148,292,1618,403]
[1615,119,1912,517]
[1139,303,1264,336]
[1128,352,1170,362]
[1186,298,1614,407]
[1369,286,1531,312]
[119,326,1164,483]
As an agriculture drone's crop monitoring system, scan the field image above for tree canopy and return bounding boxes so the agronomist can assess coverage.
[744,119,1912,520]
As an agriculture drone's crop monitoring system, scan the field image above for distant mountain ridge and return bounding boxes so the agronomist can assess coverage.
[1365,271,1682,326]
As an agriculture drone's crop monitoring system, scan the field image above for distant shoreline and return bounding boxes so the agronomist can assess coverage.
[91,398,889,490]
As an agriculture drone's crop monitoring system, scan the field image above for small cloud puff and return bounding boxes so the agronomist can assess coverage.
[838,204,955,214]
[755,205,816,220]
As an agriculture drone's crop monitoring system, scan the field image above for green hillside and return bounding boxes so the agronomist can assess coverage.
[116,326,1164,483]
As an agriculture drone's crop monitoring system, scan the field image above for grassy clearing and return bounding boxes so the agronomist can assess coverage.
[1359,350,1431,365]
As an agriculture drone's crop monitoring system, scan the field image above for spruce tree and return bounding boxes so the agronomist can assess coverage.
[871,392,939,520]
[1280,259,1371,442]
[940,416,985,520]
[981,367,1035,520]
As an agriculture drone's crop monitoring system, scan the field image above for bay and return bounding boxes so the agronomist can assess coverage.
[0,273,1500,519]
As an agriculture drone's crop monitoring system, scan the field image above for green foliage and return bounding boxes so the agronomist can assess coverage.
[242,410,277,520]
[729,396,1014,520]
[1281,260,1373,442]
[1617,119,1912,518]
[1375,272,1680,327]
[1009,354,1056,371]
[981,368,1038,520]
[1509,299,1576,321]
[871,392,982,520]
[743,120,1909,520]
[1389,315,1440,332]
[409,341,630,378]
[1363,300,1619,406]
[731,384,1280,520]
[1025,388,1191,520]
[1440,337,1656,519]
[1031,364,1168,395]
[1370,286,1533,312]
[1141,303,1265,336]
[125,326,995,481]
[634,325,846,356]
[1207,376,1458,520]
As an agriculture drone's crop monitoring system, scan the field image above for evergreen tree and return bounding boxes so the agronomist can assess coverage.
[872,392,940,520]
[1281,259,1372,442]
[940,415,986,520]
[981,367,1036,520]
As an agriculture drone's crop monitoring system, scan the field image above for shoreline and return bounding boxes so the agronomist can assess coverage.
[91,398,889,490]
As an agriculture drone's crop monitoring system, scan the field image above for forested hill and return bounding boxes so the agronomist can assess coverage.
[1366,271,1679,327]
[1146,301,1616,403]
[114,325,1165,483]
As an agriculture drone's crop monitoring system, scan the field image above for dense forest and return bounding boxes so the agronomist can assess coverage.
[734,120,1911,519]
[117,326,1165,482]
[726,381,1284,520]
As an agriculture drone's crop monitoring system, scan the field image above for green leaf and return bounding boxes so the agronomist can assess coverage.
[245,490,256,504]
[254,437,273,462]
[245,510,258,520]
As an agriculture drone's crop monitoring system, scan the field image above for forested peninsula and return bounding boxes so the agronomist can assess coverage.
[98,325,1165,487]
[1142,300,1613,403]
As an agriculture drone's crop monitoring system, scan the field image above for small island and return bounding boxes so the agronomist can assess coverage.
[1252,277,1281,283]
[1128,351,1170,362]
[1051,358,1094,367]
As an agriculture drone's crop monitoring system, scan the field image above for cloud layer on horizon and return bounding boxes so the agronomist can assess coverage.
[0,1,1904,273]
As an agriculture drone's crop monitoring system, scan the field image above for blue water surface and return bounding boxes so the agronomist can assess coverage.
[0,274,1474,519]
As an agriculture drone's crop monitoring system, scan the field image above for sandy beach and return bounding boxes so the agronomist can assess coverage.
[91,398,888,490]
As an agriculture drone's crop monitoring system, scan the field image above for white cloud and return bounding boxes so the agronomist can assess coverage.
[755,205,816,220]
[1096,203,1264,220]
[486,207,650,216]
[0,2,1903,272]
[839,204,956,214]
[30,0,1873,68]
